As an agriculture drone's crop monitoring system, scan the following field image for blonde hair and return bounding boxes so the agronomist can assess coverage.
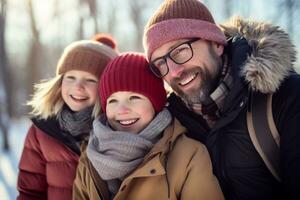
[27,74,101,119]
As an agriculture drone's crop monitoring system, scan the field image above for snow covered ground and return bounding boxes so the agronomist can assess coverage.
[0,118,30,200]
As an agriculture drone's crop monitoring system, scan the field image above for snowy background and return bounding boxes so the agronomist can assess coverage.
[1,0,300,199]
[0,118,30,200]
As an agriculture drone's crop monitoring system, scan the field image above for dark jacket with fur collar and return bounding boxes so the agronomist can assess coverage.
[167,17,300,200]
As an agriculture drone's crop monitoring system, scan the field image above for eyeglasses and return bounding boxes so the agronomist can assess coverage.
[150,38,200,78]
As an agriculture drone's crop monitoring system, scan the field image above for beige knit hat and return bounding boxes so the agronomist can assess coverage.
[56,40,118,77]
[143,0,227,60]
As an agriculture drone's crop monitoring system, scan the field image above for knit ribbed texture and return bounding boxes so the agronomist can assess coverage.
[146,0,215,25]
[143,0,227,60]
[87,109,172,196]
[99,52,167,113]
[56,40,118,77]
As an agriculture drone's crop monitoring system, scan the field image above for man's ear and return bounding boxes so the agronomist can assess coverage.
[212,42,224,56]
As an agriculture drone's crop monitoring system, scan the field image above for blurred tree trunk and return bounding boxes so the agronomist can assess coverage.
[275,0,299,36]
[86,0,98,33]
[0,0,10,150]
[106,0,117,35]
[26,0,43,100]
[223,0,233,18]
[78,0,99,39]
[129,0,147,51]
[78,17,84,39]
[0,112,9,150]
[284,0,296,35]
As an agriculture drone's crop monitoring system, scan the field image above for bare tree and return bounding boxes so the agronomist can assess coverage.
[0,0,10,150]
[77,0,99,39]
[85,0,99,33]
[26,0,43,100]
[78,16,84,40]
[283,0,299,35]
[106,0,118,35]
[223,0,233,18]
[275,0,300,35]
[129,0,148,51]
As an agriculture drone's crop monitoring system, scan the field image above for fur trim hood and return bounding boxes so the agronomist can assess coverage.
[220,16,297,93]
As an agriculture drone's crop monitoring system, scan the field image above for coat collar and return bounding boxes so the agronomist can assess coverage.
[31,117,81,155]
[116,119,186,198]
[144,118,186,160]
[124,119,186,179]
[220,16,297,93]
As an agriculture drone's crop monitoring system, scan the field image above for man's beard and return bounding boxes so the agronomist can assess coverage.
[171,51,222,106]
[171,67,219,106]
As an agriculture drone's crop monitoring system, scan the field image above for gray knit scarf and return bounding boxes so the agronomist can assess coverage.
[87,108,172,198]
[57,105,93,138]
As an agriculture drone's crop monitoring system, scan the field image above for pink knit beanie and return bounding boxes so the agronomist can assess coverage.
[99,52,167,113]
[143,0,227,60]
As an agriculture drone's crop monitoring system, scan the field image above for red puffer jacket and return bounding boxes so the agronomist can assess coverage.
[17,118,81,200]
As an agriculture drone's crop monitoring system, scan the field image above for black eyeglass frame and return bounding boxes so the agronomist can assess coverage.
[149,38,200,78]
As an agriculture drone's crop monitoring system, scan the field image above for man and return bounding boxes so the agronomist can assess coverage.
[143,0,300,199]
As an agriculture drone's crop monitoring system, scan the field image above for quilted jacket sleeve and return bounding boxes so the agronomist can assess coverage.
[17,125,47,200]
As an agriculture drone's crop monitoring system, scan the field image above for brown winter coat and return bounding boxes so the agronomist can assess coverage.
[17,123,80,200]
[73,119,224,200]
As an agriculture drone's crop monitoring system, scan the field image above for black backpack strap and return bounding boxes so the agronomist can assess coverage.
[247,90,281,182]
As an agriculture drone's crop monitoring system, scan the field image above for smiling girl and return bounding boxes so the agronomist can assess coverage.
[17,39,118,200]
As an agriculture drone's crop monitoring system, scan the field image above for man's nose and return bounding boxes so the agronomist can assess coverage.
[167,59,184,77]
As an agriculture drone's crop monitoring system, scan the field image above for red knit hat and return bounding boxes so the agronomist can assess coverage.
[99,52,167,113]
[143,0,227,60]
